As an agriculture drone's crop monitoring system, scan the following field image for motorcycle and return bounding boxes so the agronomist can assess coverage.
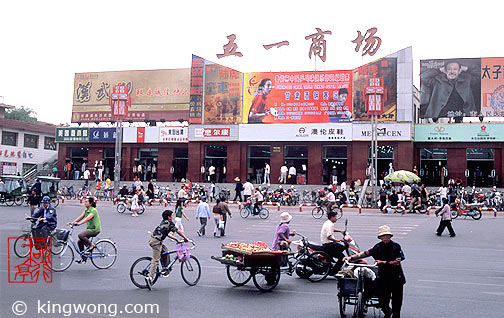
[348,189,358,205]
[293,220,362,281]
[451,198,482,220]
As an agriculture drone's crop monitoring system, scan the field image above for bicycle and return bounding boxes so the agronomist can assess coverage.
[130,241,201,288]
[312,200,343,220]
[239,200,269,219]
[116,198,145,214]
[13,217,66,257]
[77,186,92,200]
[51,224,117,272]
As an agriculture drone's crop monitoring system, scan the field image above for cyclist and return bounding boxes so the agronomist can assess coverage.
[67,197,101,263]
[320,210,345,272]
[145,209,190,290]
[27,196,57,239]
[250,188,264,215]
[322,188,337,212]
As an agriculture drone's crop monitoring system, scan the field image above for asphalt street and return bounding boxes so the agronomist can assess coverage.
[1,201,503,318]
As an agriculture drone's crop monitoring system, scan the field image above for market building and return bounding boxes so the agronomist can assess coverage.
[0,103,58,175]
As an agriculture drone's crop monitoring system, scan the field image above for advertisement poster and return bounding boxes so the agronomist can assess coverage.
[415,124,504,142]
[242,70,352,124]
[189,55,204,124]
[239,123,351,141]
[352,58,397,121]
[72,69,190,123]
[89,128,117,143]
[419,58,481,119]
[481,57,504,117]
[203,63,242,124]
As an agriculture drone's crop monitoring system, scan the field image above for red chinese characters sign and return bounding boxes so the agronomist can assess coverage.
[109,84,131,118]
[195,128,231,137]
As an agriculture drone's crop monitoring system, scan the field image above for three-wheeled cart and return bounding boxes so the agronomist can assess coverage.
[38,176,61,207]
[0,175,27,206]
[212,245,292,292]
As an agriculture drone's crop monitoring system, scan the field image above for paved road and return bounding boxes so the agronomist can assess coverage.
[1,201,503,318]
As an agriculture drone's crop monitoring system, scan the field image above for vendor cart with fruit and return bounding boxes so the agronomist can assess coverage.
[211,242,292,292]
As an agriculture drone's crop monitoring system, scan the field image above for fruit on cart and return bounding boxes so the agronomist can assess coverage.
[223,241,284,253]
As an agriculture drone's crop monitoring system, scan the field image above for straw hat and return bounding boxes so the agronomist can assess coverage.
[377,225,393,238]
[280,212,293,223]
[234,177,240,182]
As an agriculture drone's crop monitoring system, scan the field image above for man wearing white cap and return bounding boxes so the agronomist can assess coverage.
[344,225,406,318]
[272,212,296,250]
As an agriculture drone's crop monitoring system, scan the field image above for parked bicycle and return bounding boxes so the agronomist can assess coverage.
[239,199,269,219]
[130,240,201,288]
[51,224,117,272]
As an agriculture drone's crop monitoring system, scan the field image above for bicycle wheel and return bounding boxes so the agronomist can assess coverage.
[129,257,160,289]
[51,198,60,208]
[252,266,280,292]
[312,206,324,219]
[14,196,24,206]
[259,208,269,219]
[50,232,65,255]
[180,255,201,286]
[240,208,250,218]
[137,205,145,215]
[354,291,365,318]
[334,207,343,220]
[117,203,126,213]
[14,235,31,258]
[90,240,118,269]
[338,294,347,318]
[305,251,331,282]
[226,265,252,286]
[96,191,104,201]
[5,197,14,206]
[52,244,74,272]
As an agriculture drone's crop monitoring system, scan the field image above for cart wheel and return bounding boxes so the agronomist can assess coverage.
[252,266,280,292]
[338,294,347,318]
[5,197,15,206]
[138,205,145,215]
[353,291,365,318]
[240,208,250,218]
[472,208,482,220]
[226,265,252,286]
[305,251,331,282]
[312,207,324,219]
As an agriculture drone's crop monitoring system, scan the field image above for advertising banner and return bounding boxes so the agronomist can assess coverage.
[481,57,504,117]
[242,70,352,124]
[352,58,397,121]
[72,69,190,123]
[239,123,352,141]
[189,55,204,124]
[203,63,242,124]
[415,124,504,142]
[420,58,481,119]
[123,127,159,143]
[89,128,118,142]
[188,125,239,141]
[159,127,188,143]
[352,123,411,141]
[56,128,89,143]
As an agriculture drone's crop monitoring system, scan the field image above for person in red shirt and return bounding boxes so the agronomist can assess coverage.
[248,78,273,123]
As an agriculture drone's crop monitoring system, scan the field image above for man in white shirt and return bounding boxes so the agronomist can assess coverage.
[243,180,254,201]
[438,185,448,200]
[320,210,346,271]
[324,188,337,211]
[83,169,90,186]
[250,188,264,215]
[264,163,270,185]
[208,165,216,182]
[288,165,297,184]
[280,165,288,184]
[177,185,188,205]
[402,183,411,196]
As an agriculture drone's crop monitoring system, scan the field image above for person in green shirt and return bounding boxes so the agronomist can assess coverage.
[68,197,101,263]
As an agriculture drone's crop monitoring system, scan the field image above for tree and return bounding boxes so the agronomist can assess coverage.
[5,106,37,123]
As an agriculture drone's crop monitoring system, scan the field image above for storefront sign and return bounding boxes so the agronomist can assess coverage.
[0,149,34,159]
[242,70,352,124]
[239,123,352,141]
[56,128,89,143]
[415,124,504,142]
[188,125,239,141]
[123,127,159,143]
[72,68,190,123]
[352,123,411,141]
[89,128,118,142]
[189,55,204,124]
[159,127,188,143]
[0,162,17,175]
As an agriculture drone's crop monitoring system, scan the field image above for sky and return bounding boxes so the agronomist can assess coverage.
[0,0,503,125]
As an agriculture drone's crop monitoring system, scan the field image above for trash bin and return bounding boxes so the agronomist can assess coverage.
[297,175,306,185]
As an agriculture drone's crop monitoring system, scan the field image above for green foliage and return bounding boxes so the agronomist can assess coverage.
[5,106,37,123]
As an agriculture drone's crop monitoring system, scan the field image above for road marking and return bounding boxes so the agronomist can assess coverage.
[419,279,504,287]
[482,292,504,296]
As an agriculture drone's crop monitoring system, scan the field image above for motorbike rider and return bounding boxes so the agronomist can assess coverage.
[320,210,345,272]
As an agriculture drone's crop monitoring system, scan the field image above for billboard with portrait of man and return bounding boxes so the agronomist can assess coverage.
[420,58,481,119]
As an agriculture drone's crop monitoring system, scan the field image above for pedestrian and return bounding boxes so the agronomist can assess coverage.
[130,189,141,217]
[209,181,216,202]
[233,177,243,202]
[256,167,263,184]
[344,225,406,318]
[280,164,288,184]
[216,199,232,236]
[83,169,90,187]
[436,198,456,237]
[438,184,448,201]
[264,162,270,185]
[195,196,211,236]
[177,185,188,206]
[209,165,216,182]
[288,165,297,184]
[213,200,223,238]
[243,179,254,202]
[27,190,40,215]
[448,184,457,204]
[379,184,388,211]
[174,199,190,231]
[147,179,155,200]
